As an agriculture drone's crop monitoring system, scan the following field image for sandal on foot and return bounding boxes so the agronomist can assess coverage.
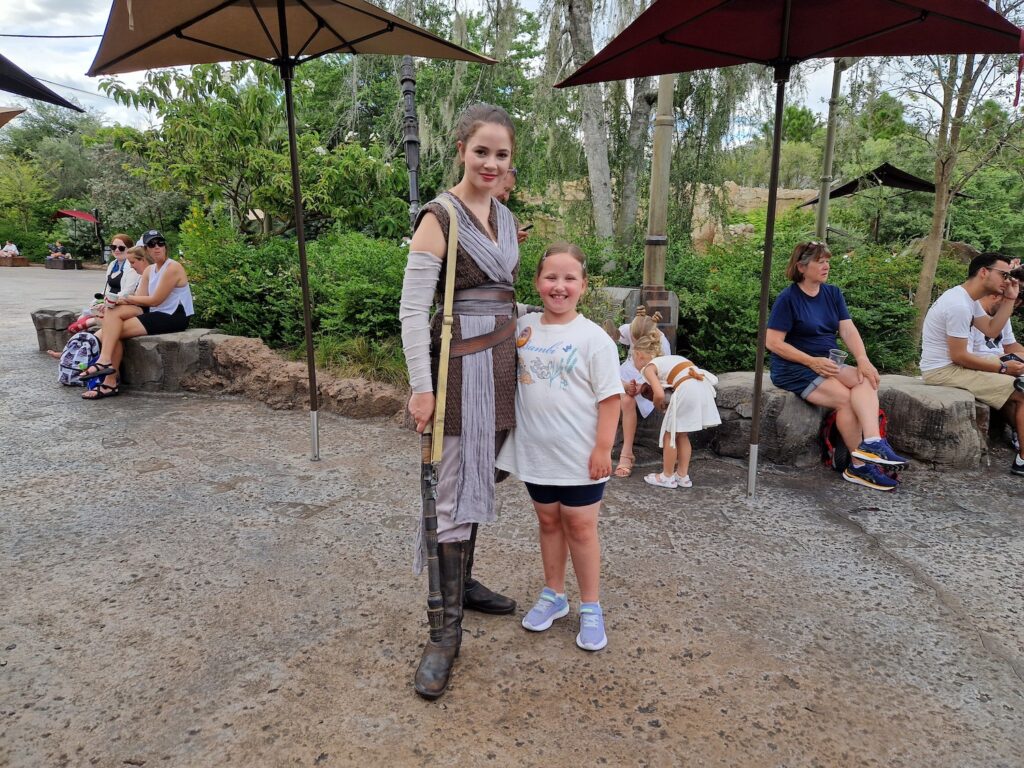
[614,454,635,478]
[78,362,116,381]
[643,472,677,489]
[82,382,119,400]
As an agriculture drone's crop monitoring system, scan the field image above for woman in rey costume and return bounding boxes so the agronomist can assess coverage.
[399,103,521,699]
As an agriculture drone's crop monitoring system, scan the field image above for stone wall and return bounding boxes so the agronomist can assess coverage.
[31,309,405,419]
[33,308,999,467]
[631,372,993,470]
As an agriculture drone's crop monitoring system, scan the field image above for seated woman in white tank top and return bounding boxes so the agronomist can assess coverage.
[77,230,195,401]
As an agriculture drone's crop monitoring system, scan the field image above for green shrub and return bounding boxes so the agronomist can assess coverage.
[664,234,970,374]
[310,230,406,342]
[181,211,407,349]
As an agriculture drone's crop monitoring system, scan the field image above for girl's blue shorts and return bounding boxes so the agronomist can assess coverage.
[524,481,606,507]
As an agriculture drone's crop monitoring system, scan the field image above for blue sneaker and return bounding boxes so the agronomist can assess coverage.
[843,462,899,491]
[851,438,909,467]
[522,588,569,632]
[575,603,608,651]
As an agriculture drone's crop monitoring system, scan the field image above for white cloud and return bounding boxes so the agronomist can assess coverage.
[1,0,152,125]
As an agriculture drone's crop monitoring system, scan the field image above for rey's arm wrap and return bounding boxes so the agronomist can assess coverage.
[400,250,442,394]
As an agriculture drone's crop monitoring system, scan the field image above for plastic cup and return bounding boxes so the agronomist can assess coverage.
[828,348,848,366]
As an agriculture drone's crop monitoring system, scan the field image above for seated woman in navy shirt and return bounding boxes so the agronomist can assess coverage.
[766,241,908,491]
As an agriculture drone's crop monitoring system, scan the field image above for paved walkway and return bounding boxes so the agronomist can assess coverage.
[1,266,1022,767]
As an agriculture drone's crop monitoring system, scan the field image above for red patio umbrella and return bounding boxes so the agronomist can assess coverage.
[558,0,1023,495]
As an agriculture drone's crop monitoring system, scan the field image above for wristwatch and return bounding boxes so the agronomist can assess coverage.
[999,362,1008,374]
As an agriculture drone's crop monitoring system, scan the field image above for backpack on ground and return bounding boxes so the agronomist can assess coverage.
[819,407,888,472]
[58,332,100,386]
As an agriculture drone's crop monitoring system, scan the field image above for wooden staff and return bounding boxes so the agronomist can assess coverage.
[419,198,458,641]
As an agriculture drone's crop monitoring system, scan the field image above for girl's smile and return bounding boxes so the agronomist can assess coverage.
[536,251,586,324]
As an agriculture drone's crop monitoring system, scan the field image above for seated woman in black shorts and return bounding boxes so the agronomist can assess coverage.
[78,230,194,400]
[766,241,908,491]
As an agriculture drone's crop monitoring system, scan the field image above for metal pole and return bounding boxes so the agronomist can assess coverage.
[400,56,421,232]
[748,68,790,497]
[815,58,857,240]
[642,74,676,345]
[278,0,320,461]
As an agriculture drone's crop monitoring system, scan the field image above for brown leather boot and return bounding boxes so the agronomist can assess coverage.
[463,524,516,615]
[414,541,466,699]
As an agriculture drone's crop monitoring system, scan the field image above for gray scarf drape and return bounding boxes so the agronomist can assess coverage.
[441,193,517,526]
[412,193,519,573]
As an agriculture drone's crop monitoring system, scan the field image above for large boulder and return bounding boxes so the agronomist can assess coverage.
[877,375,987,468]
[120,328,213,391]
[626,371,990,469]
[30,309,77,353]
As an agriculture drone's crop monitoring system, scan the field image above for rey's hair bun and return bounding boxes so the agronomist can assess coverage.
[629,306,663,357]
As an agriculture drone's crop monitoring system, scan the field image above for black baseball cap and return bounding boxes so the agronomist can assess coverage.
[142,229,164,245]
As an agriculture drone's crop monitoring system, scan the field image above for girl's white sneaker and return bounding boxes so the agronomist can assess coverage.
[675,474,693,488]
[643,472,677,489]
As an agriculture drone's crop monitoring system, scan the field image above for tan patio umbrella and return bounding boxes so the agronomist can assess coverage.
[0,106,25,129]
[88,0,492,460]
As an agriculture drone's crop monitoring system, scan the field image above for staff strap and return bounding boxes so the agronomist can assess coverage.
[430,198,459,464]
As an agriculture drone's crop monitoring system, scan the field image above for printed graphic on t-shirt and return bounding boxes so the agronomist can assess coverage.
[519,338,578,390]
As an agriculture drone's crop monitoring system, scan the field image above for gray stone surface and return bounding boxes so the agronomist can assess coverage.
[632,372,991,470]
[30,308,77,353]
[879,374,988,468]
[4,267,1024,767]
[120,327,213,391]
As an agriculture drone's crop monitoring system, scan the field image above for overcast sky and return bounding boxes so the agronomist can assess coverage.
[0,0,837,129]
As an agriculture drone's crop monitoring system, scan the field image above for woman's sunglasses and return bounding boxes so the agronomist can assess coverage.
[110,244,128,251]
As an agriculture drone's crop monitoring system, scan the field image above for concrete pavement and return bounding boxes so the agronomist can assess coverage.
[1,265,1022,767]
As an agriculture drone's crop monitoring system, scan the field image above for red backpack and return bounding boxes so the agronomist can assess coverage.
[819,408,888,472]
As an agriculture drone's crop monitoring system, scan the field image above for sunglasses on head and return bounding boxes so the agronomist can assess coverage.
[110,243,128,251]
[147,239,167,248]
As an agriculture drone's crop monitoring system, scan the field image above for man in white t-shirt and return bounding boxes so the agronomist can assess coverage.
[920,252,1024,475]
[969,291,1024,358]
[1,240,18,255]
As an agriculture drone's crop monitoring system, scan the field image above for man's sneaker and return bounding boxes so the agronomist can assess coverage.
[843,462,899,491]
[522,587,569,632]
[576,603,608,651]
[851,438,909,467]
[1011,454,1024,476]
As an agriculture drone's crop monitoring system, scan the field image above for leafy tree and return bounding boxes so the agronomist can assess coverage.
[885,0,1024,340]
[0,157,53,234]
[763,104,819,143]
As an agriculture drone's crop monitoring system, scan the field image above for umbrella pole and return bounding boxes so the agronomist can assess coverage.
[281,60,321,461]
[747,67,789,497]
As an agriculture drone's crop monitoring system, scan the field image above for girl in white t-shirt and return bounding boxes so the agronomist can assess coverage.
[496,243,623,651]
[630,312,721,489]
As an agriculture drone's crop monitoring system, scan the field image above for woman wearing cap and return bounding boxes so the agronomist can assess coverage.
[78,230,195,400]
[766,241,909,491]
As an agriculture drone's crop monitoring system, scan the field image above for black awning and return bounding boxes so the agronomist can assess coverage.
[0,52,83,113]
[800,162,967,207]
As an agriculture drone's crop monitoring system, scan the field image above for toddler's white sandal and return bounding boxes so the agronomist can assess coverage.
[643,472,677,489]
[675,474,693,488]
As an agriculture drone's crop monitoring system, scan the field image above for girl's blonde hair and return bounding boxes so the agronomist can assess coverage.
[127,245,152,265]
[629,305,663,357]
[534,241,588,279]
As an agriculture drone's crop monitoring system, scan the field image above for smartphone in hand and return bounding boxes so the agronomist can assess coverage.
[1000,353,1024,364]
